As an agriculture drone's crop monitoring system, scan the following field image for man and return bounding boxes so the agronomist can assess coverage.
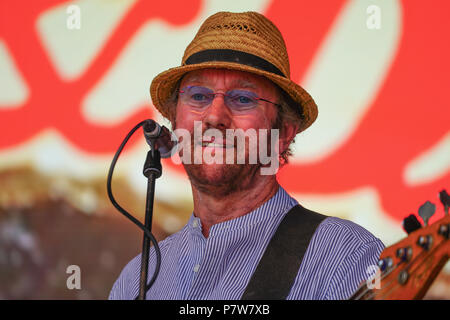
[109,11,384,300]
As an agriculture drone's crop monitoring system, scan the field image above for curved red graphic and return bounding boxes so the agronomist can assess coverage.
[273,0,450,222]
[0,0,448,222]
[0,0,201,153]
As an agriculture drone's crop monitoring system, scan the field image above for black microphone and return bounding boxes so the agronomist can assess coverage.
[143,119,177,158]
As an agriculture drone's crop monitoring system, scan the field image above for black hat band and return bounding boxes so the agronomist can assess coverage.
[184,49,286,78]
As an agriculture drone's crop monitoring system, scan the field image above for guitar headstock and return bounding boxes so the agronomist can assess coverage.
[351,189,450,300]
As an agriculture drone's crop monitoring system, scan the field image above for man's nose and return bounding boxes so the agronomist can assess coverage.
[203,94,232,129]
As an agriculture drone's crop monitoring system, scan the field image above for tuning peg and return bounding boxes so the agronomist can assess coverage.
[418,201,436,226]
[402,214,422,234]
[439,189,449,215]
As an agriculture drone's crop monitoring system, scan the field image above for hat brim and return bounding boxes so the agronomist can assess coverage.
[150,61,318,133]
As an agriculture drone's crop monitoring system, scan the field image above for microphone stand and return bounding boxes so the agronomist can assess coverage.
[138,145,162,300]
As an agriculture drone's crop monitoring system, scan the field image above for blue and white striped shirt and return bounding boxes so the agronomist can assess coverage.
[109,187,384,300]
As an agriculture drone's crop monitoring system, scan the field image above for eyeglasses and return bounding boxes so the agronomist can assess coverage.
[179,86,280,112]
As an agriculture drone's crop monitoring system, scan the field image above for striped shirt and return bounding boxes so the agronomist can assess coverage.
[109,187,384,300]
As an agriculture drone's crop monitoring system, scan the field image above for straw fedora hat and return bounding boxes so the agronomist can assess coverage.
[150,11,318,133]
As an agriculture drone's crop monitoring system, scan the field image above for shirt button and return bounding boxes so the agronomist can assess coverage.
[193,264,200,272]
[192,220,199,228]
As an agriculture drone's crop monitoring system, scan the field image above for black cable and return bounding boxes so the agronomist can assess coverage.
[106,120,161,299]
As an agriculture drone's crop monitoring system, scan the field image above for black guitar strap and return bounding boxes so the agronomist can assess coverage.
[241,204,327,300]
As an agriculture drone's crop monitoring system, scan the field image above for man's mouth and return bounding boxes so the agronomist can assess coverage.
[199,136,234,149]
[201,142,234,148]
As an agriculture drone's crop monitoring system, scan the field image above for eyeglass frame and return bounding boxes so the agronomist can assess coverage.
[177,85,281,112]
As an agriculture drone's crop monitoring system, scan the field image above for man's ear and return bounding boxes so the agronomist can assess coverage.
[168,102,178,130]
[279,121,299,155]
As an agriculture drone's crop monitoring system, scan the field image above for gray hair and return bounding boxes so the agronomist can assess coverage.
[274,86,304,164]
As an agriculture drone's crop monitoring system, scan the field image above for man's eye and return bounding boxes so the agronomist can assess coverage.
[192,93,207,101]
[233,95,255,104]
[239,96,251,103]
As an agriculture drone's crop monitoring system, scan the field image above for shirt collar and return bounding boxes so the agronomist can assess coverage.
[187,186,298,237]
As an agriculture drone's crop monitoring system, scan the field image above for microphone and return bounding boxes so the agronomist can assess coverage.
[143,119,177,158]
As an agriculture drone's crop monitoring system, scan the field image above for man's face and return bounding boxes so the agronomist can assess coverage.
[174,68,283,196]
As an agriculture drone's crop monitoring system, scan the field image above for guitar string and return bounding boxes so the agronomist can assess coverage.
[364,238,447,300]
[354,233,446,300]
[375,238,447,300]
[351,261,402,300]
[361,241,439,300]
[363,248,429,300]
[352,253,421,300]
[354,211,449,299]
